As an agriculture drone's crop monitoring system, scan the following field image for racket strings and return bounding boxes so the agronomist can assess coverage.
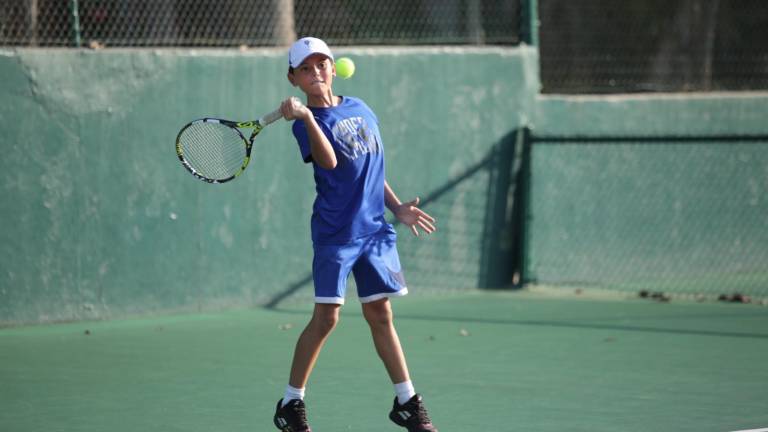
[178,122,247,180]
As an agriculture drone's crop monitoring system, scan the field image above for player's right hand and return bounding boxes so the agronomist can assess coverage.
[280,97,311,121]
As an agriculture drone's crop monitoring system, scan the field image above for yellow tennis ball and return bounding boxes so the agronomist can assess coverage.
[335,57,355,79]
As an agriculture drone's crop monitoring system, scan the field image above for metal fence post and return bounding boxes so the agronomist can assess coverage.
[70,0,81,47]
[521,0,539,46]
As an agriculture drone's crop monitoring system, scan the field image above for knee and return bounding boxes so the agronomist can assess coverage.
[311,306,340,335]
[363,300,393,328]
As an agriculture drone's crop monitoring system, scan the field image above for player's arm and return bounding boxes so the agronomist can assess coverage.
[384,180,437,236]
[280,97,337,169]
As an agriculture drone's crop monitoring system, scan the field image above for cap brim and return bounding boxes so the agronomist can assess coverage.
[290,53,333,69]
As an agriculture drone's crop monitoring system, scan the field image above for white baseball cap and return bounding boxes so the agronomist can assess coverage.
[288,37,334,68]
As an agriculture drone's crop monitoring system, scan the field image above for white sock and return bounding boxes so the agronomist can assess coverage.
[281,385,305,407]
[394,380,416,405]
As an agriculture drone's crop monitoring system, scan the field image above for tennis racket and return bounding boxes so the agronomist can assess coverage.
[175,107,283,184]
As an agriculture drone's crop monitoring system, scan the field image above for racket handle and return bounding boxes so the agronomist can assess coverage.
[259,108,283,126]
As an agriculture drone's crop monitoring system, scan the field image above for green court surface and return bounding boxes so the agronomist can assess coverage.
[2,290,767,432]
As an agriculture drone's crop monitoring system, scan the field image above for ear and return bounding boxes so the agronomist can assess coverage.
[287,72,297,87]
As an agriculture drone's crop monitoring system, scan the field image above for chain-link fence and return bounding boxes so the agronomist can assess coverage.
[4,1,766,93]
[527,135,768,301]
[0,0,521,48]
[539,0,768,93]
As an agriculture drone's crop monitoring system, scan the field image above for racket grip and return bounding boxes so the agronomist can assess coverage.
[260,108,283,126]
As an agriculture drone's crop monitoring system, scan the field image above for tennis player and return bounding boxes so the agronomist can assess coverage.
[272,37,438,432]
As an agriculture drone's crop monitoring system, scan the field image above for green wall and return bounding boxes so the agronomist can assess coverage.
[0,47,538,324]
[528,95,768,298]
[3,46,767,325]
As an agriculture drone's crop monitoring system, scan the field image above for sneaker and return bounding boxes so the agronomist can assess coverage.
[273,398,311,432]
[388,394,438,432]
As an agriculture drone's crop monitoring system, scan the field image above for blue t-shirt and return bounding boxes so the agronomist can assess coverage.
[292,96,388,245]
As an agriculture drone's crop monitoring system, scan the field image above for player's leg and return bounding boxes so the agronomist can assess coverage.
[289,303,341,388]
[285,239,357,393]
[361,298,410,384]
[275,239,358,432]
[354,227,438,431]
[274,303,340,432]
[361,298,437,431]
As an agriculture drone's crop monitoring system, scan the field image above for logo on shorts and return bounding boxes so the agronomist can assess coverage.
[389,268,406,287]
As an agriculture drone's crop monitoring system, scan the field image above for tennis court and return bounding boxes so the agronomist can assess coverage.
[3,2,768,432]
[2,290,767,432]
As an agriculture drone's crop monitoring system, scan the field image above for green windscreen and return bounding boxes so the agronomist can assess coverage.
[526,136,768,299]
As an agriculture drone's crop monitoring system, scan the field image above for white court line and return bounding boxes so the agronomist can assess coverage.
[729,428,768,432]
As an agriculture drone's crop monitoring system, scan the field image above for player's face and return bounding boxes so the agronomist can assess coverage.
[294,54,336,96]
[293,54,335,96]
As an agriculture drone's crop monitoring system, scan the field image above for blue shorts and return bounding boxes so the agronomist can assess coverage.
[312,225,407,304]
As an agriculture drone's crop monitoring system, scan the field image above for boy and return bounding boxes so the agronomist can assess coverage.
[272,37,439,432]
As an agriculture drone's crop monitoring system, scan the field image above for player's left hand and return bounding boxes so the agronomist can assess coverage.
[394,197,436,237]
